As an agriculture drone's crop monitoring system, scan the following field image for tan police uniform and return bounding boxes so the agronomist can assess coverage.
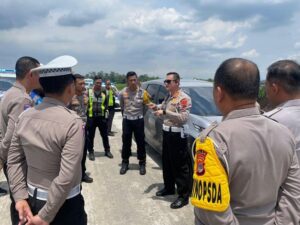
[7,55,87,224]
[193,106,300,225]
[69,93,91,181]
[119,87,151,167]
[0,81,33,163]
[159,89,193,203]
[0,81,33,224]
[70,94,88,122]
[264,99,300,162]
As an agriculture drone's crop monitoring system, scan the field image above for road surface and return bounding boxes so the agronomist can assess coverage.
[0,112,194,225]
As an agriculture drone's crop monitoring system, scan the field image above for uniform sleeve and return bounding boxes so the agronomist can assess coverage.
[275,151,300,225]
[194,132,240,225]
[165,96,192,124]
[7,121,28,202]
[0,97,32,162]
[38,119,84,223]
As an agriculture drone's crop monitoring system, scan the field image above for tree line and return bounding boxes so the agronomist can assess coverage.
[85,71,160,83]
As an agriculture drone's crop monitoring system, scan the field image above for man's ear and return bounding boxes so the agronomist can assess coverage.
[214,85,225,103]
[269,82,281,96]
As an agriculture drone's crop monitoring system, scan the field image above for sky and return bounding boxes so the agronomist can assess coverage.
[1,0,300,79]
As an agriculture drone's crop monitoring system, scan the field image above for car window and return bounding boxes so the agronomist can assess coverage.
[182,86,221,116]
[0,80,13,91]
[157,86,168,104]
[146,84,160,102]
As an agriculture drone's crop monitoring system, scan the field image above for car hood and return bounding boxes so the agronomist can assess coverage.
[190,113,222,124]
[186,114,222,138]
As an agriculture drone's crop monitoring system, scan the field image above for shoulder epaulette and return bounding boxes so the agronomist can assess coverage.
[265,107,283,118]
[199,121,219,142]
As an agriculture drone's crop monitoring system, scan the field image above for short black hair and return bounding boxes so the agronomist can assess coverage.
[73,73,84,80]
[126,71,137,79]
[93,75,102,81]
[15,56,39,80]
[214,58,260,100]
[166,72,180,81]
[267,60,300,94]
[39,74,74,95]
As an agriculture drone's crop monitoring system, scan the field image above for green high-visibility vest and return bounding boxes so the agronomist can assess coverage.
[108,89,114,107]
[88,89,106,117]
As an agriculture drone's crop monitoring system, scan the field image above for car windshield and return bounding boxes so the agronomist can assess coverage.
[0,80,13,91]
[182,86,221,116]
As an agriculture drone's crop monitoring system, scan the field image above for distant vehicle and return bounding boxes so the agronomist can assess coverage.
[0,69,16,99]
[84,78,93,89]
[141,79,222,155]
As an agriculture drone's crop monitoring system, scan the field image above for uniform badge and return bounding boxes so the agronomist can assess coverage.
[196,150,207,176]
[24,104,32,111]
[180,98,188,108]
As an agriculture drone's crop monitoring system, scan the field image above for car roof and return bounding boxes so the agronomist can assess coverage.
[142,79,213,87]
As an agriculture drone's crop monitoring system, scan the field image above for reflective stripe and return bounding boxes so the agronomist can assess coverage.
[88,89,106,117]
[28,183,81,201]
[162,124,182,132]
[108,89,114,107]
[88,89,93,117]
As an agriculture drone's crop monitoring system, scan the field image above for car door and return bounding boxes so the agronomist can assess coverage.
[143,83,160,150]
[152,85,168,153]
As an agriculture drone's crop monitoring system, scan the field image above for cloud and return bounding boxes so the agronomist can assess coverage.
[57,10,105,27]
[0,0,114,30]
[116,8,252,51]
[181,0,299,30]
[241,49,260,58]
[294,42,300,49]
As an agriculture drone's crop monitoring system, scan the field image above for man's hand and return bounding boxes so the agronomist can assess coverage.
[26,215,49,225]
[154,110,164,116]
[15,200,33,225]
[147,103,157,111]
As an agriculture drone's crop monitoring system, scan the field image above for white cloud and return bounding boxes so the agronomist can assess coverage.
[241,49,260,58]
[294,42,300,48]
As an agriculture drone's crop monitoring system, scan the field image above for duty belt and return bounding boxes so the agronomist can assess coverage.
[162,124,182,133]
[123,115,143,120]
[28,183,81,201]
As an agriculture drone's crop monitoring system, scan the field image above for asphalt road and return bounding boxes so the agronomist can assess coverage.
[0,112,194,225]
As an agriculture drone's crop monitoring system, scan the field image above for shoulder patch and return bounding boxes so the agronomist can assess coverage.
[191,137,230,212]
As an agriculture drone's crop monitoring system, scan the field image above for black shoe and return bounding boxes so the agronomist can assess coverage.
[170,197,189,209]
[82,174,93,183]
[139,164,146,175]
[105,151,113,159]
[108,132,114,136]
[0,187,7,197]
[120,162,129,175]
[89,152,95,161]
[156,188,175,197]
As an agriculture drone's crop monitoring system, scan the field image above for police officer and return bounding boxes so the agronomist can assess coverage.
[69,73,93,183]
[86,75,113,160]
[119,71,151,175]
[105,79,117,136]
[7,55,87,225]
[264,60,300,162]
[192,58,300,224]
[148,72,192,209]
[0,56,40,224]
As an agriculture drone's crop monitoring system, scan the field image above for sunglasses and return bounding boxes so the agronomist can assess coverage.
[164,79,176,84]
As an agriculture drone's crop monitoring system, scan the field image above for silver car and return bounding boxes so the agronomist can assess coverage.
[141,79,221,155]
